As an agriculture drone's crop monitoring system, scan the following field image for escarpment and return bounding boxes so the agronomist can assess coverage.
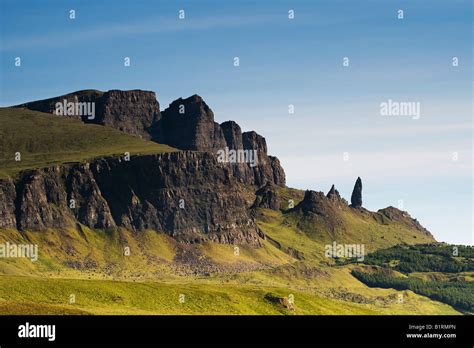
[17,90,285,187]
[7,89,434,248]
[16,89,161,140]
[0,152,262,246]
[9,89,289,246]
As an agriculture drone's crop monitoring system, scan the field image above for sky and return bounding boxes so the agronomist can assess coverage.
[0,0,472,244]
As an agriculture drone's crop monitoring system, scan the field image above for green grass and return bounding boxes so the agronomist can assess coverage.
[256,209,327,263]
[0,225,292,281]
[0,107,177,178]
[0,274,459,315]
[0,218,461,315]
[277,186,306,210]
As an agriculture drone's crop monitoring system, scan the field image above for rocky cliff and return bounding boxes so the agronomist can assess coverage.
[0,152,262,246]
[17,89,285,187]
[16,89,161,140]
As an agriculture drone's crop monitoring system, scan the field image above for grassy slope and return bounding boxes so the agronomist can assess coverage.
[257,208,435,262]
[0,107,176,178]
[0,213,459,315]
[0,225,291,280]
[0,274,458,315]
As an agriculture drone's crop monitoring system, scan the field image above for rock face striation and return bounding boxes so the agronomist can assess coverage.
[0,152,262,246]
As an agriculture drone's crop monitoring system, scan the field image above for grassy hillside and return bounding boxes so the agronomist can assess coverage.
[0,107,176,178]
[0,273,459,315]
[256,208,435,264]
[0,209,461,315]
[0,225,291,280]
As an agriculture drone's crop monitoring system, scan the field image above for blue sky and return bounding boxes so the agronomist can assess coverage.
[0,0,472,244]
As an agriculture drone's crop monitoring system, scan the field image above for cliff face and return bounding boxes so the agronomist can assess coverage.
[17,89,285,188]
[157,95,285,187]
[97,90,161,139]
[16,89,161,140]
[0,152,262,246]
[156,95,227,151]
[9,88,288,246]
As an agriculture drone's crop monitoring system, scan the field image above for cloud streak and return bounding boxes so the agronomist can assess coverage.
[1,14,281,51]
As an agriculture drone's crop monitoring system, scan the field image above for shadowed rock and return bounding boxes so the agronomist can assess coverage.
[292,190,344,235]
[253,182,280,210]
[156,94,227,151]
[0,153,262,246]
[16,90,286,188]
[326,184,341,201]
[350,177,363,208]
[16,89,161,140]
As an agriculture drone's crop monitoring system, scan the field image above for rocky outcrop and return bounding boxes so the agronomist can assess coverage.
[377,206,434,238]
[350,177,363,208]
[295,191,337,217]
[327,184,341,201]
[0,153,262,246]
[97,90,161,139]
[326,184,348,207]
[252,182,280,210]
[241,131,276,187]
[12,164,116,231]
[16,90,286,187]
[10,89,285,245]
[292,190,344,234]
[156,96,285,187]
[0,179,17,228]
[16,89,161,139]
[221,121,244,150]
[156,95,227,151]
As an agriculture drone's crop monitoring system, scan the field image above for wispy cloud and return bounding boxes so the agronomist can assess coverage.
[1,14,280,51]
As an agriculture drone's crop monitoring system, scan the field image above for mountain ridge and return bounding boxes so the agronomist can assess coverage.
[2,89,435,248]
